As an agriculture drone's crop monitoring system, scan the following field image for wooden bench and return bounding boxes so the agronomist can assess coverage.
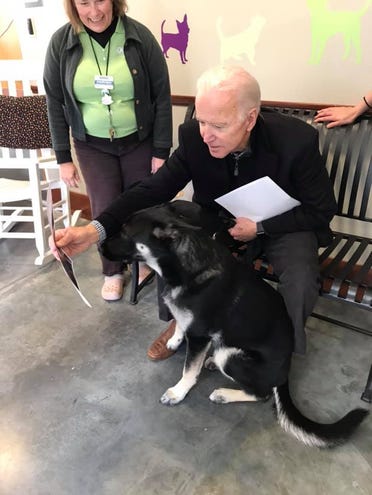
[131,96,372,402]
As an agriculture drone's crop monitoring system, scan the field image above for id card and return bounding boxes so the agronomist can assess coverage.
[94,75,114,90]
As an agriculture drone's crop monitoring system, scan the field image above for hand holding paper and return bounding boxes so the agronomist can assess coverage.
[47,188,92,308]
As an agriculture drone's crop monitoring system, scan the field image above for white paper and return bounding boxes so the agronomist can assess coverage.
[215,176,300,222]
[47,188,92,308]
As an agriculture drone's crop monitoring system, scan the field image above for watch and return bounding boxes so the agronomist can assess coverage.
[256,221,265,236]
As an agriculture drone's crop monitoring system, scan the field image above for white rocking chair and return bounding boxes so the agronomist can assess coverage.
[0,80,81,265]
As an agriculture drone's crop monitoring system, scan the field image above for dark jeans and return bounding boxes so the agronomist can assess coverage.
[73,134,152,276]
[157,231,320,355]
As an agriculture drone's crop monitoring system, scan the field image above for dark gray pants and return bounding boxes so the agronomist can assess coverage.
[73,134,152,276]
[157,231,320,355]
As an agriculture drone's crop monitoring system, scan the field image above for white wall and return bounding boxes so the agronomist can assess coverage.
[128,0,372,105]
[2,1,371,104]
[0,0,67,80]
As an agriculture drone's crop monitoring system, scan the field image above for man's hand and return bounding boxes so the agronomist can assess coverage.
[228,217,257,242]
[49,224,99,260]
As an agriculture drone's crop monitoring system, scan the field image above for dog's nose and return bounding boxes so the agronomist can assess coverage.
[100,233,136,262]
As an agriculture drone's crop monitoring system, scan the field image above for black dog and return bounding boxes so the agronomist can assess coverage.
[102,200,368,448]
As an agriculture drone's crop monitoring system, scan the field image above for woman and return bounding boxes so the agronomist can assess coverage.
[314,90,372,128]
[44,0,172,301]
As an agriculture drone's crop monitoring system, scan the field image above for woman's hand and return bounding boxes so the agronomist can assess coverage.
[314,106,359,128]
[60,162,80,187]
[151,157,166,174]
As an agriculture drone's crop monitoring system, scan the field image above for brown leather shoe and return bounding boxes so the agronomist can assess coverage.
[147,320,177,361]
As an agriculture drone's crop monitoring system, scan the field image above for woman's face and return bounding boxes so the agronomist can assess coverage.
[74,0,114,33]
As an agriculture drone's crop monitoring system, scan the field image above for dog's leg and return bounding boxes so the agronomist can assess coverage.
[160,337,211,406]
[209,388,259,403]
[208,347,264,403]
[166,322,184,351]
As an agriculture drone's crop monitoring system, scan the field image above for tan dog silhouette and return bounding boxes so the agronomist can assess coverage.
[216,15,266,65]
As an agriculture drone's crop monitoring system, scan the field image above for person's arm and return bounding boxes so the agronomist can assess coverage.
[95,151,191,237]
[262,130,336,237]
[43,29,74,162]
[95,123,193,238]
[49,164,175,260]
[51,121,194,254]
[314,90,372,128]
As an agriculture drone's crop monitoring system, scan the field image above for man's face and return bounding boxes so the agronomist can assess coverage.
[195,89,257,159]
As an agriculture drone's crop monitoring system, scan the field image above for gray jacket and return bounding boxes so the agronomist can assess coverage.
[43,15,172,159]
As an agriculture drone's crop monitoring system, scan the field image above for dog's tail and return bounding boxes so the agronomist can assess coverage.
[273,382,368,448]
[161,20,166,35]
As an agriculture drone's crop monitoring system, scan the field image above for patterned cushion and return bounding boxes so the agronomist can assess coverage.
[0,94,52,149]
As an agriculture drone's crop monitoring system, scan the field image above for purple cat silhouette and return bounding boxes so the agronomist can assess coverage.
[161,14,190,64]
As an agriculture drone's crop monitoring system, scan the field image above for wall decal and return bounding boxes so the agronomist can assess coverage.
[160,14,190,64]
[307,0,371,64]
[216,15,266,65]
[0,16,22,59]
[25,0,43,7]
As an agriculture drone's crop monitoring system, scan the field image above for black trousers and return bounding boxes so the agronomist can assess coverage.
[156,231,320,355]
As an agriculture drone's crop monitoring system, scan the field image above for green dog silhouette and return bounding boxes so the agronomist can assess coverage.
[307,0,371,64]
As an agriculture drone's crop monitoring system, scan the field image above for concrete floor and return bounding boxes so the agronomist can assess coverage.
[0,231,371,495]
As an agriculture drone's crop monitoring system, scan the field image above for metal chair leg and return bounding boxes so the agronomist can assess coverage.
[129,261,140,305]
[129,261,155,305]
[361,364,372,403]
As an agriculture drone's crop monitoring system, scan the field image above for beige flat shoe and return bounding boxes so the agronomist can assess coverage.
[101,274,124,301]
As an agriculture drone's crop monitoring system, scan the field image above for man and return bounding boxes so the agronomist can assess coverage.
[50,65,337,358]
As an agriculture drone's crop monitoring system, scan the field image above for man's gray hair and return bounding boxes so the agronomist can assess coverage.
[196,65,261,120]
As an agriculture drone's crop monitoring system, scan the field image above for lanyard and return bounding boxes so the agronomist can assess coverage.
[89,36,115,141]
[89,36,111,76]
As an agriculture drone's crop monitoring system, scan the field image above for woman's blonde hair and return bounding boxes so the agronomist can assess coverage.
[64,0,128,33]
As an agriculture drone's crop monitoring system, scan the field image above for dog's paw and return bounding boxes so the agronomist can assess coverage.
[204,356,217,371]
[209,388,230,404]
[160,387,184,406]
[166,335,183,351]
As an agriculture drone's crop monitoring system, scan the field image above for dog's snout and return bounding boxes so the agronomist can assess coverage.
[100,232,136,263]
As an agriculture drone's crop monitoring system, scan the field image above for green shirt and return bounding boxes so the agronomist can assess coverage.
[74,19,137,139]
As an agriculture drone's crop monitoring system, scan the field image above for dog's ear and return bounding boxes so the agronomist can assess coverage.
[168,200,202,226]
[153,225,179,240]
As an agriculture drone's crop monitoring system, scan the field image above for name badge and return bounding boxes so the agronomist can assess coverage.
[94,75,114,90]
